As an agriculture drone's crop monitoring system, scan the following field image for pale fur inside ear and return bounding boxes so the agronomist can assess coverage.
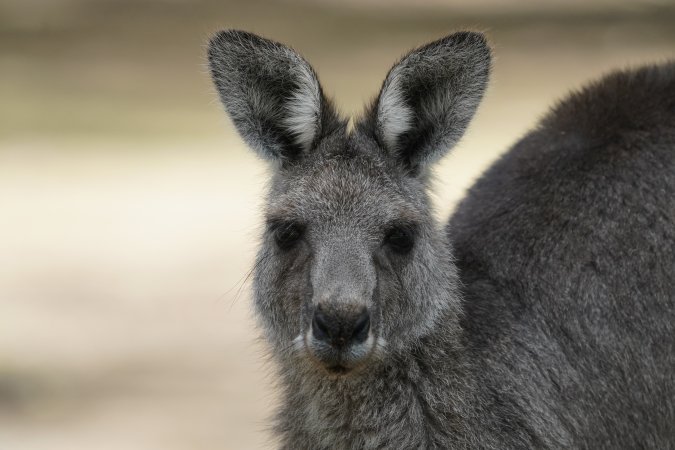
[368,32,491,169]
[283,57,322,151]
[377,66,413,151]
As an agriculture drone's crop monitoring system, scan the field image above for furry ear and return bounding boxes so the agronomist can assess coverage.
[360,32,491,173]
[208,30,342,162]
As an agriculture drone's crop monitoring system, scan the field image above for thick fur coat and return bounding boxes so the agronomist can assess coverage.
[208,30,675,449]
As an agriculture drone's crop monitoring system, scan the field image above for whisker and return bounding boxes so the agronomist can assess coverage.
[216,253,271,311]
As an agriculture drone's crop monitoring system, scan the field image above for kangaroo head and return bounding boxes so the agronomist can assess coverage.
[208,30,491,375]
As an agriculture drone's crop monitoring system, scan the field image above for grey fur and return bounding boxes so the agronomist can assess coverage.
[208,30,343,163]
[365,32,490,173]
[208,30,675,449]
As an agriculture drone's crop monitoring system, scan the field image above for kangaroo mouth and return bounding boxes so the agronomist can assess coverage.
[325,364,350,375]
[301,330,379,375]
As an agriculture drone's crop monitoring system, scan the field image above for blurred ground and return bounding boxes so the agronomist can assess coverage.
[0,0,673,449]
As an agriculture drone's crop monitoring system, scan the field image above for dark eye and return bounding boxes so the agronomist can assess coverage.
[384,225,415,254]
[271,221,304,250]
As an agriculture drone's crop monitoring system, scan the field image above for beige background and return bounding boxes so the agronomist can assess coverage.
[1,0,674,448]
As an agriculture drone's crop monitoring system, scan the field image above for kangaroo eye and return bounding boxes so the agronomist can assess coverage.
[271,221,304,250]
[384,225,415,254]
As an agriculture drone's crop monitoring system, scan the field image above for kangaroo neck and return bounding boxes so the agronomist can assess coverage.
[276,326,486,449]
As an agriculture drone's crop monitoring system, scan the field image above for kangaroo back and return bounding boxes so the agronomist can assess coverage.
[450,62,675,448]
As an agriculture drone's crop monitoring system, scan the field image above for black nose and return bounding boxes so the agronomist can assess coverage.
[312,305,370,347]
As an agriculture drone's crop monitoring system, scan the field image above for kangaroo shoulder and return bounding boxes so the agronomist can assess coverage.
[449,61,675,285]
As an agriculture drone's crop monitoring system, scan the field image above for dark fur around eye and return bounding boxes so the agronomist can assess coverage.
[384,224,416,254]
[269,220,305,251]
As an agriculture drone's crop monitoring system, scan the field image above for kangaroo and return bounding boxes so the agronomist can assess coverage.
[208,30,675,449]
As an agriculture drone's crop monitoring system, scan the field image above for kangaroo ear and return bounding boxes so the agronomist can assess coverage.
[361,32,491,173]
[208,30,342,163]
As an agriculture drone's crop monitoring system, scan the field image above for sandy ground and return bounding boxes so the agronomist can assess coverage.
[1,1,673,448]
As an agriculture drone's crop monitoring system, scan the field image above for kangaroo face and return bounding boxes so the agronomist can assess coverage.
[255,134,448,374]
[208,30,491,374]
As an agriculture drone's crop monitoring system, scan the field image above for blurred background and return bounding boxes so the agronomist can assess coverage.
[1,0,673,448]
